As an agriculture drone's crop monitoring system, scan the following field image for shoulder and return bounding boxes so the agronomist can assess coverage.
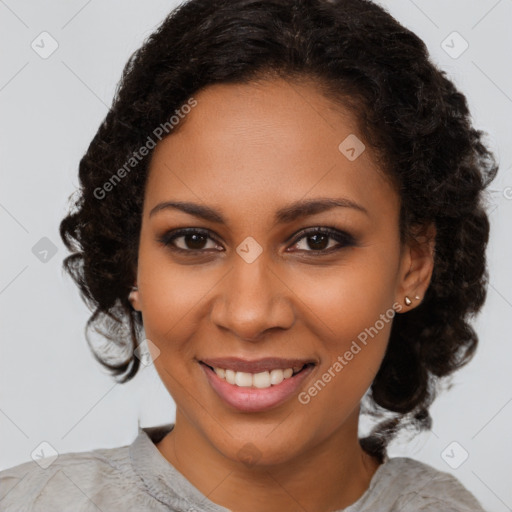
[354,456,486,512]
[0,443,148,512]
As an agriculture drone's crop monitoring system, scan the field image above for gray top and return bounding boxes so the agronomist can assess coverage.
[0,423,486,512]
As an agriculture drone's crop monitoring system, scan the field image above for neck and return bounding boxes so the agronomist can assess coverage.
[155,410,381,512]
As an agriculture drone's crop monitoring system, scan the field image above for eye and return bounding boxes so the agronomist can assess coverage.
[287,227,355,254]
[157,226,355,256]
[157,228,222,253]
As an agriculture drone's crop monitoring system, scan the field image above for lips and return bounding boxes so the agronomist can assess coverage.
[198,357,317,412]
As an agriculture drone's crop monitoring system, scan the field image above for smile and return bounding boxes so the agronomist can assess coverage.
[199,358,316,412]
[207,365,306,388]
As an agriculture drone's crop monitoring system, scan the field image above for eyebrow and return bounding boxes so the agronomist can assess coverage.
[148,197,368,224]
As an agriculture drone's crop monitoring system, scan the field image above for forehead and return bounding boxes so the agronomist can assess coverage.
[144,78,399,224]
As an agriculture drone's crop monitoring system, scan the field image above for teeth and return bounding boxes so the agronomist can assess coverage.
[235,371,253,387]
[214,367,226,379]
[283,368,293,378]
[253,371,271,388]
[212,366,302,389]
[269,369,284,385]
[225,369,236,385]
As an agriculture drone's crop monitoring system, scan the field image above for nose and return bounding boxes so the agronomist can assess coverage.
[210,255,296,342]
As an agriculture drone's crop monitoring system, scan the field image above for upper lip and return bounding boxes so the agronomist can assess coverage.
[200,357,316,373]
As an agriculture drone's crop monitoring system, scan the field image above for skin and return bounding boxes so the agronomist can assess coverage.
[129,77,435,512]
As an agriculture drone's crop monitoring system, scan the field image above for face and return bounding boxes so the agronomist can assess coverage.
[131,77,424,466]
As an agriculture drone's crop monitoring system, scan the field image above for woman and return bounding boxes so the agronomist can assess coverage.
[0,0,497,510]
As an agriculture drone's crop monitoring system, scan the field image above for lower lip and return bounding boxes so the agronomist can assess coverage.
[200,363,315,412]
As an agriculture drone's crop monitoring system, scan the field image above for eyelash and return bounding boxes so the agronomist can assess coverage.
[157,227,356,256]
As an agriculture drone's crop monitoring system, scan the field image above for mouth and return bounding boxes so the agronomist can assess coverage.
[198,358,317,412]
[200,361,314,388]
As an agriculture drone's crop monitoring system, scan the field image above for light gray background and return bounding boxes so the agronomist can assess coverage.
[1,1,511,510]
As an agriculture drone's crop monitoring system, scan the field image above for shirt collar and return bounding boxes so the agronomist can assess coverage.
[130,423,390,512]
[129,423,231,512]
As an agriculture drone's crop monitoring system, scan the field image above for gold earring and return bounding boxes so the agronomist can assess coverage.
[404,296,412,306]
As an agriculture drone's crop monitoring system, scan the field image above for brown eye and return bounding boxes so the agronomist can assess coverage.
[288,227,355,253]
[158,228,222,252]
[303,233,331,251]
[176,233,209,250]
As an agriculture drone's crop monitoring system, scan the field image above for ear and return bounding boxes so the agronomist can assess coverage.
[128,285,141,312]
[395,222,436,312]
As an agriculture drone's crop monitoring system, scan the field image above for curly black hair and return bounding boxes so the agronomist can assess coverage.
[59,0,498,460]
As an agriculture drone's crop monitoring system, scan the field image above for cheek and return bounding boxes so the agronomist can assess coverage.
[287,256,398,411]
[137,259,206,403]
[286,252,398,347]
[136,240,215,340]
[294,286,395,436]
